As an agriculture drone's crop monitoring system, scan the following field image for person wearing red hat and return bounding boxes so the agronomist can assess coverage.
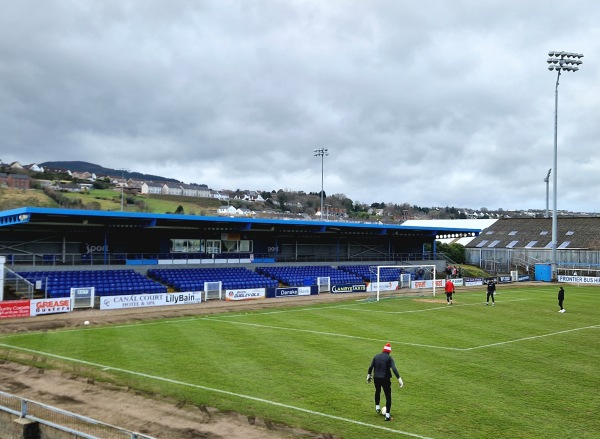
[367,343,404,421]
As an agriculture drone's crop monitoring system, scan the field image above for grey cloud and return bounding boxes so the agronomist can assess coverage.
[1,1,599,211]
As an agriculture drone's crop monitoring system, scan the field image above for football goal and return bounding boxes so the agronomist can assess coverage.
[372,264,438,302]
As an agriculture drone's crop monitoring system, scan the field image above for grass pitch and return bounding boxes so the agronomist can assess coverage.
[1,283,599,439]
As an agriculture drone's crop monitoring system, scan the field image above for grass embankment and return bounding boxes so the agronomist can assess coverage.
[0,187,224,215]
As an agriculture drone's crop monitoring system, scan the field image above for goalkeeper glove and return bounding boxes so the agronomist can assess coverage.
[367,374,372,383]
[398,377,404,388]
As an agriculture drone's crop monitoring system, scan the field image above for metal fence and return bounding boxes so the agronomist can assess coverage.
[466,247,600,274]
[0,390,155,439]
[2,267,34,299]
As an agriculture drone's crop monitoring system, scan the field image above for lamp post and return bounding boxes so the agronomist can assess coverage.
[544,168,551,218]
[313,148,329,220]
[118,168,129,212]
[547,51,583,281]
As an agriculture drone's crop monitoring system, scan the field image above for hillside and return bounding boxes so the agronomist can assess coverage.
[3,160,564,220]
[39,161,180,183]
[0,187,224,215]
[0,187,57,210]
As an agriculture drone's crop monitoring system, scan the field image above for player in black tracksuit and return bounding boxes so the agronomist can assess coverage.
[367,343,403,421]
[486,279,496,305]
[558,286,565,312]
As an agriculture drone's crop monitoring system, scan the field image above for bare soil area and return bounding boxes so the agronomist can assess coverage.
[0,294,362,439]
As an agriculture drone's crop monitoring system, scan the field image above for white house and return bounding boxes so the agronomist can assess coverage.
[196,184,211,198]
[26,163,44,173]
[181,184,199,197]
[212,191,230,201]
[141,182,163,195]
[162,183,183,196]
[217,205,237,215]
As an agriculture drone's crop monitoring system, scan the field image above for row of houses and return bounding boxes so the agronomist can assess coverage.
[117,180,270,202]
[1,161,273,203]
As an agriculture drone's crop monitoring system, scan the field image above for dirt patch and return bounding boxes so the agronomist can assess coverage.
[0,293,360,438]
[412,298,448,304]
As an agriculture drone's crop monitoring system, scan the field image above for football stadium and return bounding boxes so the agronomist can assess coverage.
[1,207,599,439]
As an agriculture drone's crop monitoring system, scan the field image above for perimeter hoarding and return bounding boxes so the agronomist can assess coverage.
[100,292,202,310]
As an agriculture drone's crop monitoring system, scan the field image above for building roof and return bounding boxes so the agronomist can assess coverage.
[466,217,600,250]
[0,207,480,238]
[402,219,498,246]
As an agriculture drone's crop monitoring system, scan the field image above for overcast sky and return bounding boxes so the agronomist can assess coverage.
[1,1,599,212]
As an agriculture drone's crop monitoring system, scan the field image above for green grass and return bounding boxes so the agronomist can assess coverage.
[60,189,222,214]
[0,187,56,209]
[1,284,599,439]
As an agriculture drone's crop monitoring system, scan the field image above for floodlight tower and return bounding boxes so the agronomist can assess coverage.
[313,148,329,220]
[544,169,551,218]
[547,51,583,281]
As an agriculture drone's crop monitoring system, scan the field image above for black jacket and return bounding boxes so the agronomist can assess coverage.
[368,352,400,380]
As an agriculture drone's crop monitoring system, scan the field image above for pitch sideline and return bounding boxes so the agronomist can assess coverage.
[0,342,434,439]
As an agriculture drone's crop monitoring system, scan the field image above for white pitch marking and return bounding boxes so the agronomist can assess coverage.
[205,317,464,350]
[465,325,600,350]
[0,343,434,439]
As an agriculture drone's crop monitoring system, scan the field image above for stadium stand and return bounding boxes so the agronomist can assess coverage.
[147,267,278,292]
[256,265,363,287]
[16,269,167,298]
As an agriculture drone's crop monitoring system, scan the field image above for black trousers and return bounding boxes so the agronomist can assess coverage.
[374,377,392,413]
[487,291,495,302]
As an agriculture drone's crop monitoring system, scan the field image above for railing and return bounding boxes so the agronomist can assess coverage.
[0,390,154,439]
[557,265,600,277]
[466,248,600,270]
[2,267,35,299]
[1,252,446,268]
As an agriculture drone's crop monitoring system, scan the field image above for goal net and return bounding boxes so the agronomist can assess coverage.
[373,265,438,301]
[204,281,223,301]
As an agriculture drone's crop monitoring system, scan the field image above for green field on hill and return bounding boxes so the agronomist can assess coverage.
[0,187,223,215]
[1,284,598,439]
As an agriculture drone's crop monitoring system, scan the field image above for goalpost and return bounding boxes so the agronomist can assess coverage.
[373,264,437,302]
